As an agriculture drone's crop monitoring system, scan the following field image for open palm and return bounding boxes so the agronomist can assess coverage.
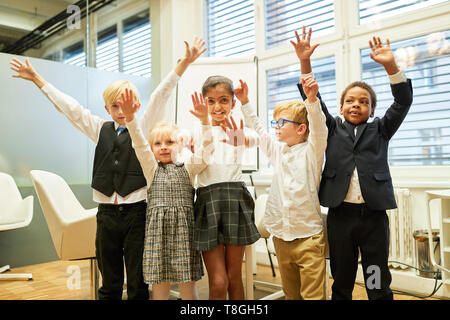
[10,58,37,81]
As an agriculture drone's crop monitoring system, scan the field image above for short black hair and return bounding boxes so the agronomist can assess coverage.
[202,75,234,97]
[340,81,377,110]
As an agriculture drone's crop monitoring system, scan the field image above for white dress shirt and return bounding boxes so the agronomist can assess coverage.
[193,126,258,188]
[40,70,180,204]
[241,99,328,241]
[301,70,407,205]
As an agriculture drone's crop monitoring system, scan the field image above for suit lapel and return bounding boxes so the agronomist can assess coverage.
[341,119,355,141]
[354,122,367,147]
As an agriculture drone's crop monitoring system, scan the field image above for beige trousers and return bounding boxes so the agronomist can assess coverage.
[272,231,326,300]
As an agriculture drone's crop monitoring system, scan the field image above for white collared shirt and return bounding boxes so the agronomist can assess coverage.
[241,99,328,241]
[40,70,180,204]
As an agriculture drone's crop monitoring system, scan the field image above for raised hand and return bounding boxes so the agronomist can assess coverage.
[10,57,46,88]
[183,36,207,64]
[290,25,320,61]
[301,76,318,103]
[220,115,246,147]
[118,88,141,122]
[234,79,249,105]
[189,91,209,125]
[369,37,399,75]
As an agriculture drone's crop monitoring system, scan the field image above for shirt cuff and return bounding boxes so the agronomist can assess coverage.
[388,70,407,85]
[300,72,314,81]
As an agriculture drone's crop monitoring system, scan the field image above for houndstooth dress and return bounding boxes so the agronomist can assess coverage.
[142,162,204,284]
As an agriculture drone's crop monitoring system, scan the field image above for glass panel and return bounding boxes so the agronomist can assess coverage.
[359,0,448,25]
[265,0,335,49]
[96,25,119,72]
[123,11,151,78]
[206,0,255,57]
[361,31,450,165]
[266,56,336,162]
[0,0,87,64]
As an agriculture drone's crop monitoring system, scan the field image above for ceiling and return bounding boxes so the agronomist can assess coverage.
[0,0,80,51]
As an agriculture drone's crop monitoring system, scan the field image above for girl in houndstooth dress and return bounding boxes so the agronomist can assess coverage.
[119,89,213,300]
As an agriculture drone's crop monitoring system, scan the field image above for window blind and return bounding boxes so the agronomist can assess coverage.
[206,0,255,57]
[96,25,119,72]
[63,41,85,67]
[361,30,450,165]
[359,0,448,24]
[123,12,151,78]
[265,0,334,49]
[266,56,336,137]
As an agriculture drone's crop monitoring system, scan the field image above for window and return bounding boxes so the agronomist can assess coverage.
[265,0,335,49]
[359,0,448,25]
[123,11,151,78]
[63,41,85,67]
[96,25,119,72]
[266,56,336,137]
[205,0,255,57]
[361,31,450,165]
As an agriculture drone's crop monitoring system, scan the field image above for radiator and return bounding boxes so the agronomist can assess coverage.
[387,188,413,269]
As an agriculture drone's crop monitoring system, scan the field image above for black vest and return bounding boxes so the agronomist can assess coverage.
[91,121,146,197]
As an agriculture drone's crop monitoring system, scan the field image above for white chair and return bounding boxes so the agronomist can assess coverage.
[253,193,285,300]
[0,172,33,281]
[29,170,99,299]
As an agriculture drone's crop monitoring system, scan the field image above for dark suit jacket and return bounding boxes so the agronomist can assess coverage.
[298,79,413,210]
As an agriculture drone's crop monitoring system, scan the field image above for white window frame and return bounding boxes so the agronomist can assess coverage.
[250,0,450,184]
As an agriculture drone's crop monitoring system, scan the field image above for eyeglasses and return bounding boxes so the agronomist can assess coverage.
[270,118,301,128]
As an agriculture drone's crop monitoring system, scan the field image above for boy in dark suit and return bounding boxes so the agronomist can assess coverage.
[293,26,413,300]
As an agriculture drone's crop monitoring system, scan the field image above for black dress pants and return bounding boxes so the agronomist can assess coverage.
[327,202,393,300]
[95,201,149,300]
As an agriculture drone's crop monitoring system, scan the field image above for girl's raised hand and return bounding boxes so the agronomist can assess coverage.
[190,91,209,125]
[118,88,141,121]
[290,25,320,60]
[220,115,246,147]
[234,79,249,105]
[184,37,207,64]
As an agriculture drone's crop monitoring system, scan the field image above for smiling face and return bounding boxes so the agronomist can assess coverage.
[151,133,178,164]
[340,82,376,125]
[149,122,180,164]
[204,84,236,126]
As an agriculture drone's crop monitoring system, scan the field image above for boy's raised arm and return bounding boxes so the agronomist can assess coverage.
[10,57,104,142]
[369,37,413,139]
[10,58,47,88]
[236,80,280,165]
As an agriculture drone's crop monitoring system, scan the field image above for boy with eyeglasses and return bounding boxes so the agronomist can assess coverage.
[234,73,328,299]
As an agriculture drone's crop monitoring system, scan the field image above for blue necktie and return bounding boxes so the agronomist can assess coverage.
[116,127,126,135]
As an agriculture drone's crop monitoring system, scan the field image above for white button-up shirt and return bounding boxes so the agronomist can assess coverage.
[40,70,180,204]
[241,99,328,241]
